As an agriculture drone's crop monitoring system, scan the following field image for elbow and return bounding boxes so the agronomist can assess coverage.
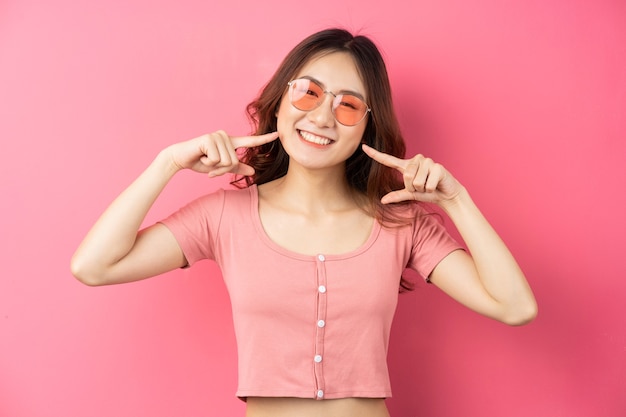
[502,300,538,326]
[70,255,108,287]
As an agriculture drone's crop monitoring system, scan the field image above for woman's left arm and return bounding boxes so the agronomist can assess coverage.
[362,144,537,325]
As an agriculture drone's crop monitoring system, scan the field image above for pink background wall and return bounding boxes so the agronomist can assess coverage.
[1,0,624,416]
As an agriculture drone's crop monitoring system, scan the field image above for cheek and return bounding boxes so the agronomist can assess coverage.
[345,125,367,148]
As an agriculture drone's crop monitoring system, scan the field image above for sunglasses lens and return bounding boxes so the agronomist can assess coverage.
[288,79,369,126]
[289,79,324,111]
[332,95,368,126]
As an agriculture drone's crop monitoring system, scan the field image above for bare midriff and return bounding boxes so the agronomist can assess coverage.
[245,397,391,417]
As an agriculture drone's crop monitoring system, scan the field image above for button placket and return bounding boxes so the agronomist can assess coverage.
[313,254,327,400]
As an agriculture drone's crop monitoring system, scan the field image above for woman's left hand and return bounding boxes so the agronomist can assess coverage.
[362,144,464,206]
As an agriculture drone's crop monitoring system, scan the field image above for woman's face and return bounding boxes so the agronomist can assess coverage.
[276,51,369,174]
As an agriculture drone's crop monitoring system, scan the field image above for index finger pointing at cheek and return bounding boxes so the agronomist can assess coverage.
[361,143,406,171]
[231,132,279,149]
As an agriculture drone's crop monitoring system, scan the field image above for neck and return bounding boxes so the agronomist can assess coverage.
[267,163,361,214]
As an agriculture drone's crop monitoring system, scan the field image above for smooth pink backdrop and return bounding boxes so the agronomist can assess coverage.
[1,1,624,416]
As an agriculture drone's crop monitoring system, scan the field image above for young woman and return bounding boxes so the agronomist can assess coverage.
[71,28,537,417]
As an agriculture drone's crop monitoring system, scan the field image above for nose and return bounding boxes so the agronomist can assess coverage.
[306,92,336,128]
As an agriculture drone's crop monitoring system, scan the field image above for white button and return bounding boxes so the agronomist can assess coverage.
[318,285,326,293]
[317,390,324,398]
[318,254,325,262]
[314,355,323,363]
[317,320,325,328]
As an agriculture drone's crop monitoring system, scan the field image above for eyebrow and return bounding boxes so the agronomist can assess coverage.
[300,75,367,102]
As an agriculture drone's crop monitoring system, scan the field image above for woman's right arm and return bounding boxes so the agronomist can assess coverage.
[70,131,278,286]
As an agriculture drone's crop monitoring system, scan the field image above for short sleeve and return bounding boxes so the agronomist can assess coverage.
[406,211,464,282]
[158,189,226,266]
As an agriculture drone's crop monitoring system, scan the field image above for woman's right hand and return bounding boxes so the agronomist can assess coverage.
[168,130,279,177]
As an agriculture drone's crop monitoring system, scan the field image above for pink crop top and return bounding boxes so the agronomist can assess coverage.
[159,185,462,400]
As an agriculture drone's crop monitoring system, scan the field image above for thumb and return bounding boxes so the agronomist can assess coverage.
[380,189,417,204]
[207,161,255,178]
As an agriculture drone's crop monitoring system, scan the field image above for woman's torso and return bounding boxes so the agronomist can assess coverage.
[160,183,459,410]
[246,183,390,416]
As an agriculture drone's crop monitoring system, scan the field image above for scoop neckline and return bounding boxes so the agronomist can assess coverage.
[248,184,381,261]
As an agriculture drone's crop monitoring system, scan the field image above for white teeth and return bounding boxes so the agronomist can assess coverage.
[299,130,332,145]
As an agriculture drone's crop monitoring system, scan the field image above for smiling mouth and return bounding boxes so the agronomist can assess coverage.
[298,130,334,146]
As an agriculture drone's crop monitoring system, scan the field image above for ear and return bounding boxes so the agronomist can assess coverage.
[275,99,282,118]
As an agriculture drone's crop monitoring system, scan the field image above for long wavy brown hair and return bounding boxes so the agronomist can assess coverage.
[234,28,418,291]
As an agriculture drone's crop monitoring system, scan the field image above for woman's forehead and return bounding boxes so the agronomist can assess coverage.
[295,52,366,96]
